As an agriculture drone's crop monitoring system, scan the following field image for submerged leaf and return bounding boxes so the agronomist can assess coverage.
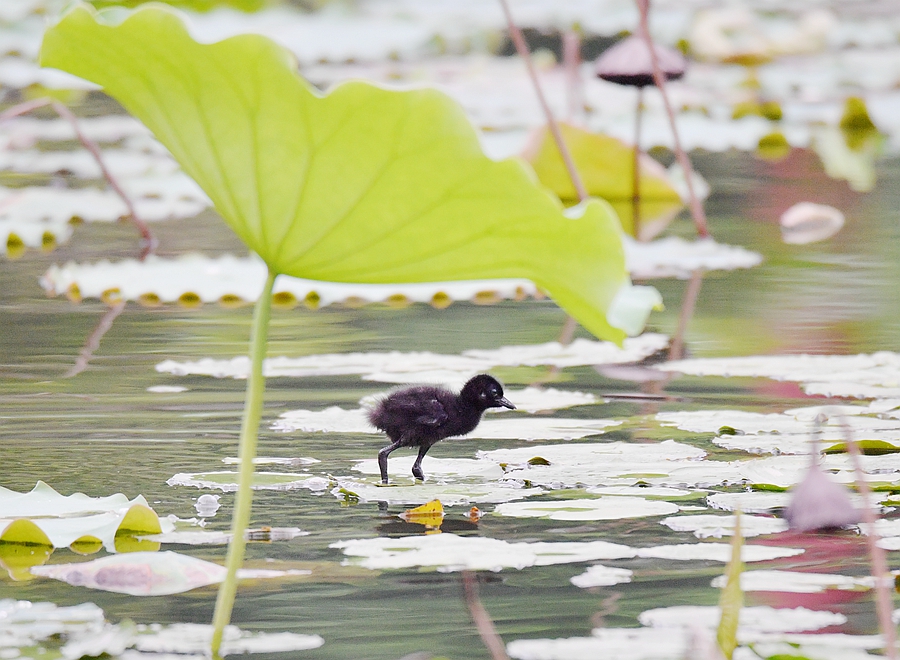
[40,4,656,342]
[31,550,311,595]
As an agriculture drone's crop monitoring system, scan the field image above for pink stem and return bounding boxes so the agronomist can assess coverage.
[632,87,643,238]
[1,97,157,256]
[65,301,127,378]
[562,30,583,124]
[635,0,709,238]
[49,101,156,255]
[498,0,588,203]
[462,571,511,660]
[843,418,898,660]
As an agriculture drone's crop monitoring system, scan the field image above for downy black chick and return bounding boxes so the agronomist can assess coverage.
[368,374,515,484]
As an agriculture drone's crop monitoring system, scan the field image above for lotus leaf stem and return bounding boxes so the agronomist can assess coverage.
[210,266,277,657]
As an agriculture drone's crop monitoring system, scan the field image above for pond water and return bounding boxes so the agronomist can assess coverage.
[3,3,900,660]
[1,147,898,659]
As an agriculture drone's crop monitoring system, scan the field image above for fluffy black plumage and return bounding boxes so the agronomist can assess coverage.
[368,374,515,484]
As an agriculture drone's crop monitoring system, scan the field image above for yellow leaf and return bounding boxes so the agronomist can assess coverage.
[400,500,445,528]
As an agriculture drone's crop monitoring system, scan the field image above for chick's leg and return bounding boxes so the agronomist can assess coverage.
[412,444,431,481]
[378,440,401,484]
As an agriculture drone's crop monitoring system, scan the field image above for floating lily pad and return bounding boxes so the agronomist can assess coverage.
[0,481,172,553]
[159,334,671,384]
[659,352,900,399]
[167,471,330,492]
[635,543,804,563]
[507,628,881,660]
[661,514,788,538]
[143,527,308,546]
[569,564,633,588]
[330,478,543,507]
[485,387,599,413]
[494,497,679,521]
[624,235,763,280]
[330,534,636,572]
[31,550,311,595]
[43,254,541,308]
[476,441,708,489]
[639,605,845,633]
[585,485,706,501]
[707,491,793,513]
[221,456,320,466]
[710,570,874,593]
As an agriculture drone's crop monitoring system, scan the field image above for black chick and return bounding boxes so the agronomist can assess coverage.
[368,374,515,484]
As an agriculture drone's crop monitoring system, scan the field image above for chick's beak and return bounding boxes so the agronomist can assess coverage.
[496,397,516,410]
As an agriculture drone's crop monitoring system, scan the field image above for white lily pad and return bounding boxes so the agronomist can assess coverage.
[657,408,900,455]
[585,486,704,500]
[158,334,671,382]
[635,543,803,562]
[661,514,788,538]
[13,606,324,660]
[221,456,320,466]
[31,550,310,596]
[0,146,177,179]
[330,534,636,572]
[0,481,172,551]
[569,564,633,588]
[166,471,330,492]
[710,569,874,593]
[486,387,599,413]
[507,629,882,660]
[142,527,308,546]
[331,478,542,507]
[45,253,539,310]
[0,114,149,143]
[131,622,323,655]
[707,491,792,513]
[623,236,763,280]
[476,441,709,489]
[640,605,845,633]
[494,497,679,521]
[658,352,900,399]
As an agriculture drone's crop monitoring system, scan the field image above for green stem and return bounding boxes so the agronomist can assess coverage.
[210,266,277,658]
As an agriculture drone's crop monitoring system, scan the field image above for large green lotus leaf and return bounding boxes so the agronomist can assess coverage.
[40,5,654,342]
[523,122,684,233]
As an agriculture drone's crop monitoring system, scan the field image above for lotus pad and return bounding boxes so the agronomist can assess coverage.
[40,4,660,342]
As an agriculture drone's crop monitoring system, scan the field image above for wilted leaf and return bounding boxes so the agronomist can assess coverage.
[522,123,682,217]
[40,4,659,342]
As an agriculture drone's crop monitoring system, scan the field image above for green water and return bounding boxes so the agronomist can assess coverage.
[0,150,898,658]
